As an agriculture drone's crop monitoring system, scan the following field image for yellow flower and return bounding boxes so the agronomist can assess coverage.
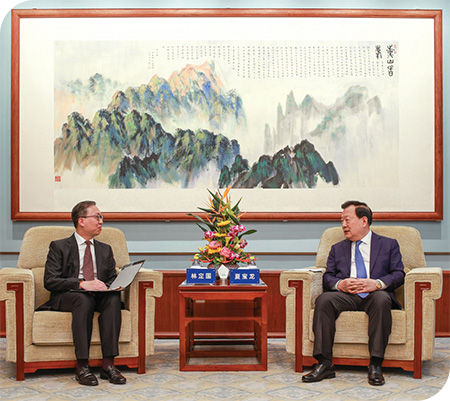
[217,220,231,227]
[215,233,227,237]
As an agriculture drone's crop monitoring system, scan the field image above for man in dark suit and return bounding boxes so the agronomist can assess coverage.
[302,201,405,386]
[39,200,126,386]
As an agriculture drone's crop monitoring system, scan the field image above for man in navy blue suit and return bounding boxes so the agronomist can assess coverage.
[302,201,405,386]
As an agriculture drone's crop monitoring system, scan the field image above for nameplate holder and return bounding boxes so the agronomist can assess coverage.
[229,269,260,284]
[186,268,216,284]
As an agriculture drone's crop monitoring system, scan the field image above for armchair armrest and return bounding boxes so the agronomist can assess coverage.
[123,268,163,310]
[404,267,443,301]
[403,267,442,368]
[123,268,163,370]
[0,268,35,301]
[280,268,325,308]
[135,268,163,297]
[0,268,36,317]
[0,268,36,368]
[280,268,324,363]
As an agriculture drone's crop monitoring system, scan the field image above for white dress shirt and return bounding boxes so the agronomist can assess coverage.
[334,230,386,290]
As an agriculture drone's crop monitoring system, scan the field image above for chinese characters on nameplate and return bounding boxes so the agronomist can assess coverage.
[186,268,216,284]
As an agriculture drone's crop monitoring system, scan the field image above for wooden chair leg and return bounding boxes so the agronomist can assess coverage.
[414,281,431,379]
[138,281,154,374]
[7,283,25,381]
[288,280,304,372]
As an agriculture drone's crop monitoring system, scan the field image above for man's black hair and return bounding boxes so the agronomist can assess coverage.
[341,200,373,225]
[71,200,97,228]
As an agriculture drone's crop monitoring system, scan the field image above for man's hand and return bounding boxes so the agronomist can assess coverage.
[337,278,378,294]
[80,279,107,291]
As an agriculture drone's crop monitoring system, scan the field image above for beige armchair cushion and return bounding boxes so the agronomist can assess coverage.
[32,310,132,345]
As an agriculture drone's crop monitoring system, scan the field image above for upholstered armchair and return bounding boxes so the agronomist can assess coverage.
[280,226,442,379]
[0,226,163,380]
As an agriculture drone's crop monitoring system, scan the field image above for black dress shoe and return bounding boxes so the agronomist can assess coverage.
[368,364,385,386]
[100,365,127,384]
[75,366,98,386]
[302,363,336,383]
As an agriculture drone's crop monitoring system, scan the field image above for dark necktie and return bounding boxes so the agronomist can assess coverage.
[355,240,368,298]
[83,240,94,281]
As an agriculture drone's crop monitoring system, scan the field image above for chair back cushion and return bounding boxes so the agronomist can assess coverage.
[315,225,426,270]
[18,226,130,269]
[17,226,130,307]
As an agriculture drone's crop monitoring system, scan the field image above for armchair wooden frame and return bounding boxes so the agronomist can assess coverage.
[7,280,155,380]
[280,226,443,381]
[0,226,163,381]
[287,279,432,379]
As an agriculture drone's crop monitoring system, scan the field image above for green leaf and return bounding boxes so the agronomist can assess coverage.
[232,197,242,213]
[197,207,222,218]
[195,222,208,232]
[187,213,215,231]
[208,189,224,210]
[239,229,257,238]
[229,213,240,225]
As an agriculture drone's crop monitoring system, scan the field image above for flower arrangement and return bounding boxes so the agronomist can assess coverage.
[188,186,256,266]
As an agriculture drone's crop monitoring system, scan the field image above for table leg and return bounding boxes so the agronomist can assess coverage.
[179,293,187,370]
[260,293,268,370]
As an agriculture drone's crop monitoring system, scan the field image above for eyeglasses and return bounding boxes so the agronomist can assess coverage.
[81,214,104,222]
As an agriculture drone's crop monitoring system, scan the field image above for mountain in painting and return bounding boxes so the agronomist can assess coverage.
[54,61,340,189]
[107,60,246,136]
[230,141,339,189]
[267,85,393,187]
[54,108,338,189]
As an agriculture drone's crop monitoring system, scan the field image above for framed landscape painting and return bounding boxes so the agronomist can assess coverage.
[11,8,443,220]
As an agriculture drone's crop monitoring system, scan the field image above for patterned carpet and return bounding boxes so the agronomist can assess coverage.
[0,338,448,400]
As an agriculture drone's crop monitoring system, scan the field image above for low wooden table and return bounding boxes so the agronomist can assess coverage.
[179,279,268,371]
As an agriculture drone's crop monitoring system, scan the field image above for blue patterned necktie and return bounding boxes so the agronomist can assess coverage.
[355,240,368,298]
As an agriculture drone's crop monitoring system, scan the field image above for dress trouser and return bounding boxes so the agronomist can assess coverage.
[312,290,393,361]
[59,291,122,360]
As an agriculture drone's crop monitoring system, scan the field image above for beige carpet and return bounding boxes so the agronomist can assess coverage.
[0,338,449,400]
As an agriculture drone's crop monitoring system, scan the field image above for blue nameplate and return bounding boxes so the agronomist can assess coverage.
[186,268,216,284]
[229,269,260,284]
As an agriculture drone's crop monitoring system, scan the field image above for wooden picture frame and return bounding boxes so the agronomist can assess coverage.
[11,8,443,221]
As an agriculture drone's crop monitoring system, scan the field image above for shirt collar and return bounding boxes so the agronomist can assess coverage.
[75,232,94,246]
[359,230,372,246]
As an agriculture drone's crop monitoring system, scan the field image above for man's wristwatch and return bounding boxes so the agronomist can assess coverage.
[376,279,383,290]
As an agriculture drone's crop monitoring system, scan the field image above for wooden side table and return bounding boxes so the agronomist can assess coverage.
[179,280,268,371]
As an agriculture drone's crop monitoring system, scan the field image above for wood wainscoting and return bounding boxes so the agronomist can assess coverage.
[153,270,450,338]
[1,270,449,338]
[155,270,286,338]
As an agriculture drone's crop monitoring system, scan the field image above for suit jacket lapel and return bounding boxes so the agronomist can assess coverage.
[370,232,382,274]
[343,239,352,272]
[68,234,80,277]
[93,239,102,276]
